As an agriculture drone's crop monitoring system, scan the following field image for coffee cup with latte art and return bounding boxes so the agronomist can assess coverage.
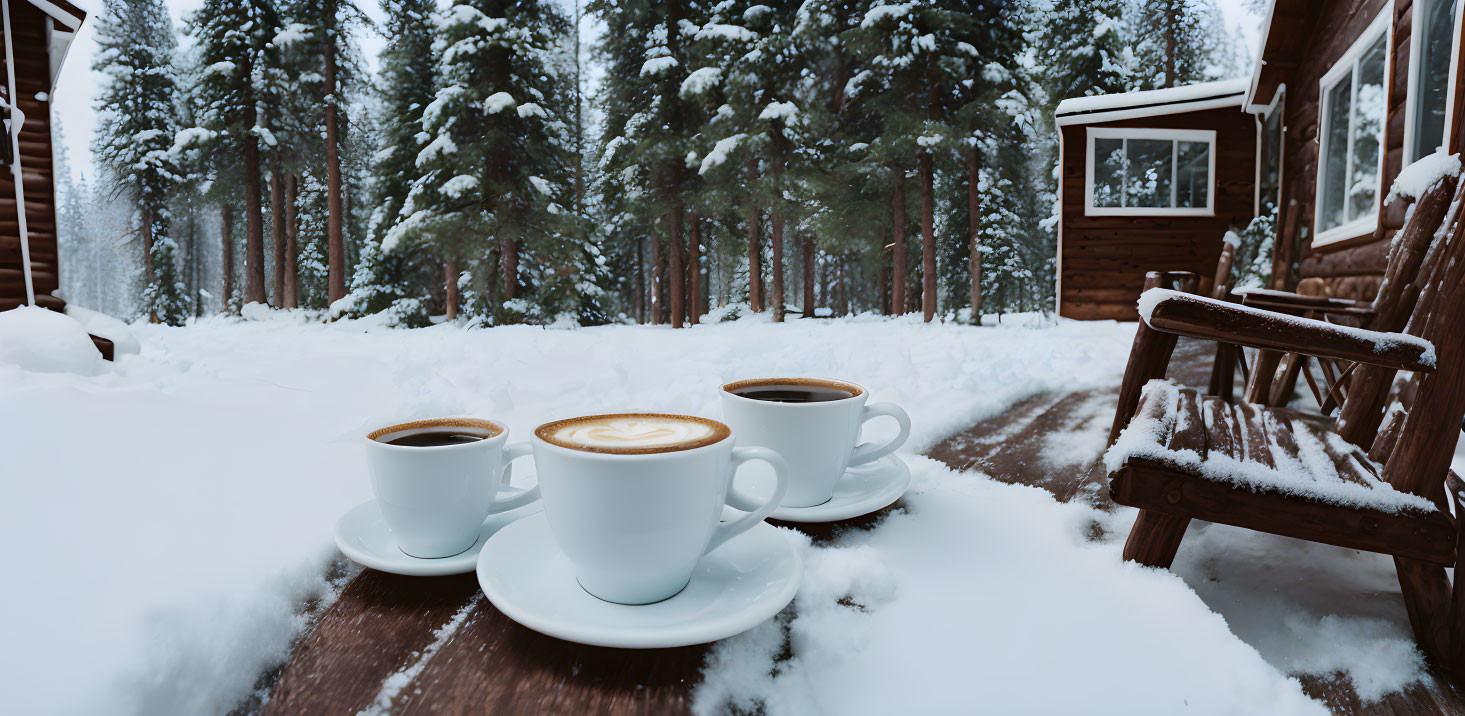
[365,418,540,558]
[531,413,790,605]
[720,378,911,507]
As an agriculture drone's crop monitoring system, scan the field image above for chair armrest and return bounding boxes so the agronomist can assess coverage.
[1139,289,1435,372]
[1235,287,1372,313]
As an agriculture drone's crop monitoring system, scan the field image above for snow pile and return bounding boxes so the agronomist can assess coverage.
[482,91,515,114]
[639,55,678,76]
[0,306,105,375]
[1104,380,1436,514]
[1385,152,1461,205]
[694,456,1326,715]
[66,304,141,357]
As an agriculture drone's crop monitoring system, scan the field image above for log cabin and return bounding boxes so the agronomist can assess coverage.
[1056,0,1465,320]
[0,0,86,315]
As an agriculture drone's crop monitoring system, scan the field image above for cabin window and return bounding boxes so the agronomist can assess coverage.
[1314,9,1390,245]
[1084,128,1216,216]
[1406,0,1461,162]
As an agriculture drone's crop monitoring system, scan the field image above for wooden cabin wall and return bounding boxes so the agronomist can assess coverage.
[1057,107,1257,321]
[1273,0,1409,302]
[0,1,60,313]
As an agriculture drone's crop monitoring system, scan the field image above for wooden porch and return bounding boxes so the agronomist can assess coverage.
[928,337,1465,716]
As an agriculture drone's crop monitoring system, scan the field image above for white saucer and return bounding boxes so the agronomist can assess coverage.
[476,512,801,648]
[335,491,541,577]
[734,453,911,523]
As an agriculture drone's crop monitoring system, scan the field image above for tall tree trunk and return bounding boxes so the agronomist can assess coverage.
[802,234,815,318]
[669,207,684,328]
[325,16,346,303]
[650,230,662,325]
[141,209,156,322]
[445,260,458,319]
[501,236,519,301]
[967,146,982,324]
[688,214,701,325]
[891,169,906,315]
[634,235,645,323]
[270,155,285,306]
[837,257,847,316]
[771,208,784,322]
[244,138,267,306]
[220,202,234,313]
[283,173,299,309]
[746,202,763,311]
[1163,3,1177,88]
[920,151,935,323]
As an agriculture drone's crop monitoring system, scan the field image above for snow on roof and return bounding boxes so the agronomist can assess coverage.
[1054,78,1249,126]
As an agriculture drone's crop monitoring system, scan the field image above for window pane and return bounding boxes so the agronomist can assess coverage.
[1175,141,1210,208]
[1126,139,1173,208]
[1349,33,1387,222]
[1092,138,1125,208]
[1320,77,1352,231]
[1411,0,1456,160]
[1259,109,1282,215]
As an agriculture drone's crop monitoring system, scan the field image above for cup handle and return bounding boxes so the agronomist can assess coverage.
[704,446,790,557]
[848,403,911,467]
[489,442,540,513]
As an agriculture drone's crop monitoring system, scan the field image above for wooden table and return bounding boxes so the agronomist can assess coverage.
[264,509,898,714]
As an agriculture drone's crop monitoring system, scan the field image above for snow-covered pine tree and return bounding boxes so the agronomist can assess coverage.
[685,1,809,322]
[386,0,581,324]
[844,1,973,321]
[949,0,1033,322]
[1041,0,1133,102]
[92,0,189,324]
[179,0,277,310]
[335,0,438,324]
[790,0,893,317]
[590,0,704,326]
[1135,0,1240,89]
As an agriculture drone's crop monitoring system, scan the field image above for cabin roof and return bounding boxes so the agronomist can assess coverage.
[1054,78,1250,126]
[1245,0,1308,109]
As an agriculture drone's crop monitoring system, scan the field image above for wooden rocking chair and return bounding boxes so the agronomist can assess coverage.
[1104,168,1465,677]
[1209,174,1465,410]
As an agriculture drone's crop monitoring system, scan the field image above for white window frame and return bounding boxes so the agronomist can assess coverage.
[1312,4,1393,247]
[1403,0,1464,164]
[1254,87,1285,218]
[1083,127,1218,217]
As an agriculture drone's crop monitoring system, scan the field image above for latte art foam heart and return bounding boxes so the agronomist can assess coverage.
[553,417,714,449]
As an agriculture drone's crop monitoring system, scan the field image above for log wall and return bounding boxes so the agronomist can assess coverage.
[1273,0,1411,301]
[0,1,62,313]
[1058,107,1258,321]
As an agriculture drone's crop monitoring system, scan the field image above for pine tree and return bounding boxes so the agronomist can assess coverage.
[1041,0,1133,101]
[385,0,584,324]
[592,0,704,325]
[844,1,973,320]
[181,0,277,310]
[92,0,189,324]
[1137,0,1239,89]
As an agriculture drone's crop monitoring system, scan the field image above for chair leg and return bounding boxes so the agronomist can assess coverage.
[1123,510,1191,568]
[1244,350,1283,404]
[1396,556,1452,670]
[1450,506,1465,680]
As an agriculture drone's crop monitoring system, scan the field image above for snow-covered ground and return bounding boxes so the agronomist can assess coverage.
[0,309,1437,714]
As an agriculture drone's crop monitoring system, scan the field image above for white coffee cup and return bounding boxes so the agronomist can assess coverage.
[531,413,790,605]
[365,418,540,558]
[720,378,911,507]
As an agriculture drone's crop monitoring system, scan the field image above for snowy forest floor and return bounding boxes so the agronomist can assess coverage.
[4,312,1465,714]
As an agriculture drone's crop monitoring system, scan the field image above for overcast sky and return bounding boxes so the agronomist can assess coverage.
[48,0,1264,184]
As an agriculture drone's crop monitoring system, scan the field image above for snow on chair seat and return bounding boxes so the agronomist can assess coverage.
[1106,380,1437,515]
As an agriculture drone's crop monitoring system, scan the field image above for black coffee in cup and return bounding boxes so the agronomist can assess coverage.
[385,431,487,447]
[729,383,855,403]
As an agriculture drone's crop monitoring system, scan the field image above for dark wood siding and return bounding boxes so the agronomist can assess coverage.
[1058,107,1257,320]
[1271,0,1410,301]
[0,1,62,312]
